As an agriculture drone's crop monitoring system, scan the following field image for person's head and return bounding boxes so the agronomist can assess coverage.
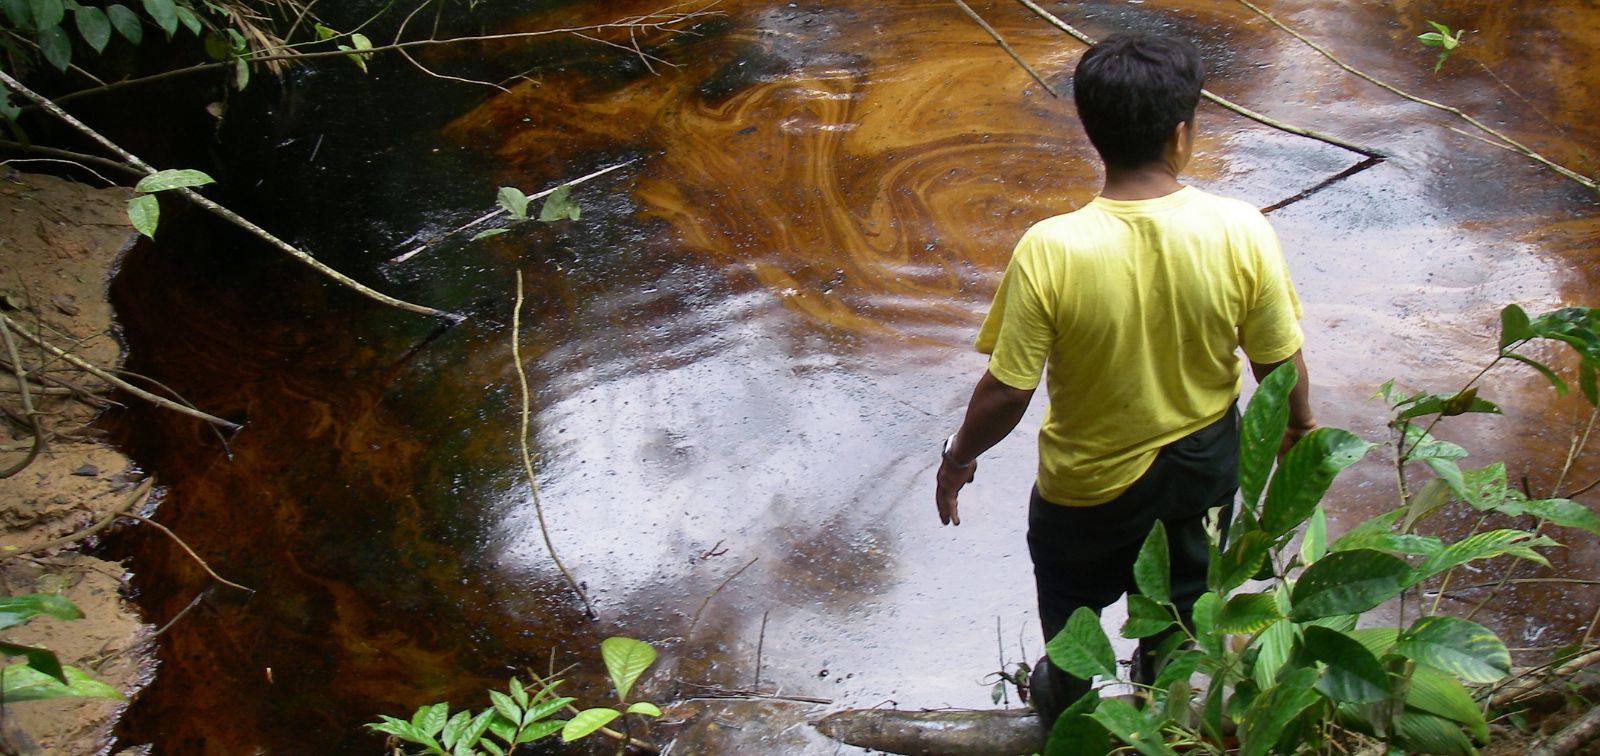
[1072,33,1205,170]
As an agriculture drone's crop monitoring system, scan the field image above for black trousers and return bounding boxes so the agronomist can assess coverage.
[1028,404,1239,722]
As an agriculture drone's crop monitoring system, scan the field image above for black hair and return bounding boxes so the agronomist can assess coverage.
[1072,33,1206,169]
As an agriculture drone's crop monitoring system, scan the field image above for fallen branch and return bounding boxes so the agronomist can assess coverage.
[1532,702,1600,756]
[1,313,241,431]
[1490,648,1600,708]
[687,555,758,637]
[1231,0,1597,192]
[3,478,154,557]
[512,271,595,618]
[673,680,831,705]
[0,69,456,321]
[119,512,253,593]
[0,140,144,177]
[952,0,1058,97]
[1013,0,1388,160]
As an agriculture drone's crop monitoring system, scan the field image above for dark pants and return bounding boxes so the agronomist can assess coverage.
[1028,404,1239,724]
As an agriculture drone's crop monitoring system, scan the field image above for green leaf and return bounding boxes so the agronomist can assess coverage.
[487,689,520,725]
[0,642,64,684]
[1045,689,1107,756]
[313,22,336,41]
[471,228,509,241]
[1191,592,1223,658]
[459,709,496,750]
[1397,710,1478,756]
[1217,593,1280,635]
[1300,504,1327,565]
[1402,425,1468,462]
[1250,618,1294,690]
[1239,666,1321,756]
[106,3,141,44]
[1396,389,1500,421]
[28,0,62,28]
[1047,606,1117,681]
[496,186,529,220]
[416,701,449,737]
[1412,529,1554,583]
[135,168,215,193]
[1153,648,1202,690]
[233,57,249,90]
[518,718,564,743]
[1418,31,1447,47]
[508,677,528,709]
[1289,549,1411,620]
[1401,478,1451,534]
[1090,697,1175,756]
[1406,664,1489,743]
[539,184,580,222]
[1396,616,1510,684]
[1121,594,1176,639]
[1500,306,1534,349]
[73,5,111,51]
[441,709,471,749]
[352,32,372,51]
[1345,627,1399,658]
[1240,361,1297,513]
[173,3,198,35]
[337,43,367,73]
[1424,457,1467,499]
[601,636,656,701]
[484,715,514,745]
[480,739,505,756]
[1261,428,1373,538]
[0,594,83,631]
[625,701,661,717]
[519,695,573,724]
[1502,497,1600,537]
[2,0,34,32]
[38,24,72,71]
[141,0,177,38]
[127,194,159,238]
[1133,520,1171,605]
[560,708,619,742]
[365,715,423,743]
[1580,362,1598,406]
[1506,353,1567,396]
[1212,529,1272,593]
[0,663,121,701]
[1303,626,1390,703]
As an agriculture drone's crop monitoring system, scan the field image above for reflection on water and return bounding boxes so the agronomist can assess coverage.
[106,1,1597,752]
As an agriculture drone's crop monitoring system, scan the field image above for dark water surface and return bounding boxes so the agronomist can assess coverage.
[105,1,1599,752]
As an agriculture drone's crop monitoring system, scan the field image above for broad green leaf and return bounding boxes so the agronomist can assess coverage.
[1261,428,1373,538]
[135,168,214,193]
[441,709,471,749]
[539,184,580,222]
[127,194,159,238]
[1361,533,1443,558]
[1397,710,1478,756]
[313,22,336,41]
[484,715,514,744]
[1121,594,1175,639]
[1346,627,1399,658]
[1580,362,1598,406]
[233,57,249,90]
[1250,619,1294,691]
[1507,353,1567,396]
[337,43,367,73]
[73,5,110,51]
[0,594,83,631]
[365,715,422,743]
[1089,696,1175,756]
[459,709,495,750]
[518,718,564,743]
[1289,548,1411,620]
[1240,361,1297,512]
[38,24,72,71]
[1458,462,1511,510]
[508,677,528,708]
[471,228,509,241]
[1191,592,1223,658]
[352,32,372,51]
[1402,425,1468,461]
[1045,689,1107,756]
[487,689,520,725]
[0,642,64,684]
[1133,520,1170,605]
[0,664,121,701]
[1303,626,1390,703]
[106,3,140,44]
[480,739,505,756]
[1503,497,1600,537]
[626,701,661,717]
[1395,390,1500,421]
[141,0,177,38]
[1406,664,1489,743]
[28,0,62,28]
[1239,666,1321,756]
[1047,606,1117,681]
[1213,529,1272,593]
[496,186,529,220]
[1153,648,1203,690]
[2,0,33,31]
[1330,509,1404,553]
[173,3,198,35]
[1424,457,1468,499]
[560,708,619,742]
[415,701,448,737]
[520,695,574,725]
[1499,303,1534,348]
[1412,529,1554,583]
[1396,616,1510,684]
[1300,504,1327,565]
[1217,592,1280,635]
[601,636,656,701]
[1401,478,1451,534]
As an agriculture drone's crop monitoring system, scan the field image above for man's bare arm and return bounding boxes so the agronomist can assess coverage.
[1250,349,1317,451]
[935,370,1035,526]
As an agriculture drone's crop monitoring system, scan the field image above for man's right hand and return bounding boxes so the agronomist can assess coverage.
[935,457,976,526]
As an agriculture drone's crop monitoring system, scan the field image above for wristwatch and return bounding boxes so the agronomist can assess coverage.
[942,434,975,469]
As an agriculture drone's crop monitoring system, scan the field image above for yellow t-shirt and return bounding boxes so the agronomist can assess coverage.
[976,186,1304,506]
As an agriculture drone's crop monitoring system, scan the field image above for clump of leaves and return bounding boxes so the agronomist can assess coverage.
[471,184,581,241]
[126,168,216,239]
[1418,20,1466,73]
[366,636,661,755]
[0,593,122,703]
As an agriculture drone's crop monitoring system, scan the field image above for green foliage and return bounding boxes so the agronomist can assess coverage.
[367,636,661,755]
[0,593,121,705]
[1042,305,1600,754]
[1418,20,1465,73]
[125,168,214,238]
[472,184,583,241]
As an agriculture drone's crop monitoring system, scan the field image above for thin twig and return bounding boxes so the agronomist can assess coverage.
[1231,0,1597,192]
[0,69,455,321]
[687,556,759,637]
[118,512,252,593]
[673,680,831,705]
[1,313,240,431]
[152,590,208,637]
[0,312,42,478]
[3,478,154,557]
[1489,649,1600,708]
[753,609,769,690]
[1011,0,1386,160]
[392,0,509,92]
[0,158,119,187]
[513,271,595,619]
[952,0,1058,97]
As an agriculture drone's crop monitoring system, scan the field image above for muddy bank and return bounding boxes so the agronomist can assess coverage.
[0,169,154,754]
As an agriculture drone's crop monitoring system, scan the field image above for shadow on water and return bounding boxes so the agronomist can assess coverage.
[102,1,1598,752]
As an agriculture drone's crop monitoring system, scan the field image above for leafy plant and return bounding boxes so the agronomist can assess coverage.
[1043,304,1600,755]
[0,593,122,703]
[366,636,661,755]
[126,168,216,238]
[1418,20,1466,73]
[471,184,582,241]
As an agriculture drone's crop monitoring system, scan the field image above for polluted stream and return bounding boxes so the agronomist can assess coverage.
[103,1,1600,753]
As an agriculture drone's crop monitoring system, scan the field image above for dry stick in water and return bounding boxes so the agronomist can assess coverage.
[952,0,1059,97]
[1231,0,1597,193]
[1,313,240,431]
[0,70,454,321]
[1012,0,1388,160]
[687,555,759,637]
[119,512,253,593]
[512,271,596,619]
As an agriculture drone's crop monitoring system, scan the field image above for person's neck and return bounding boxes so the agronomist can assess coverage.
[1100,163,1184,201]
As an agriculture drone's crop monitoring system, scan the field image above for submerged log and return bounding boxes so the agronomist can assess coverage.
[813,708,1045,756]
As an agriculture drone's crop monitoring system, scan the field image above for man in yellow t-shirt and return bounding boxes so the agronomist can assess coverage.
[933,33,1317,726]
